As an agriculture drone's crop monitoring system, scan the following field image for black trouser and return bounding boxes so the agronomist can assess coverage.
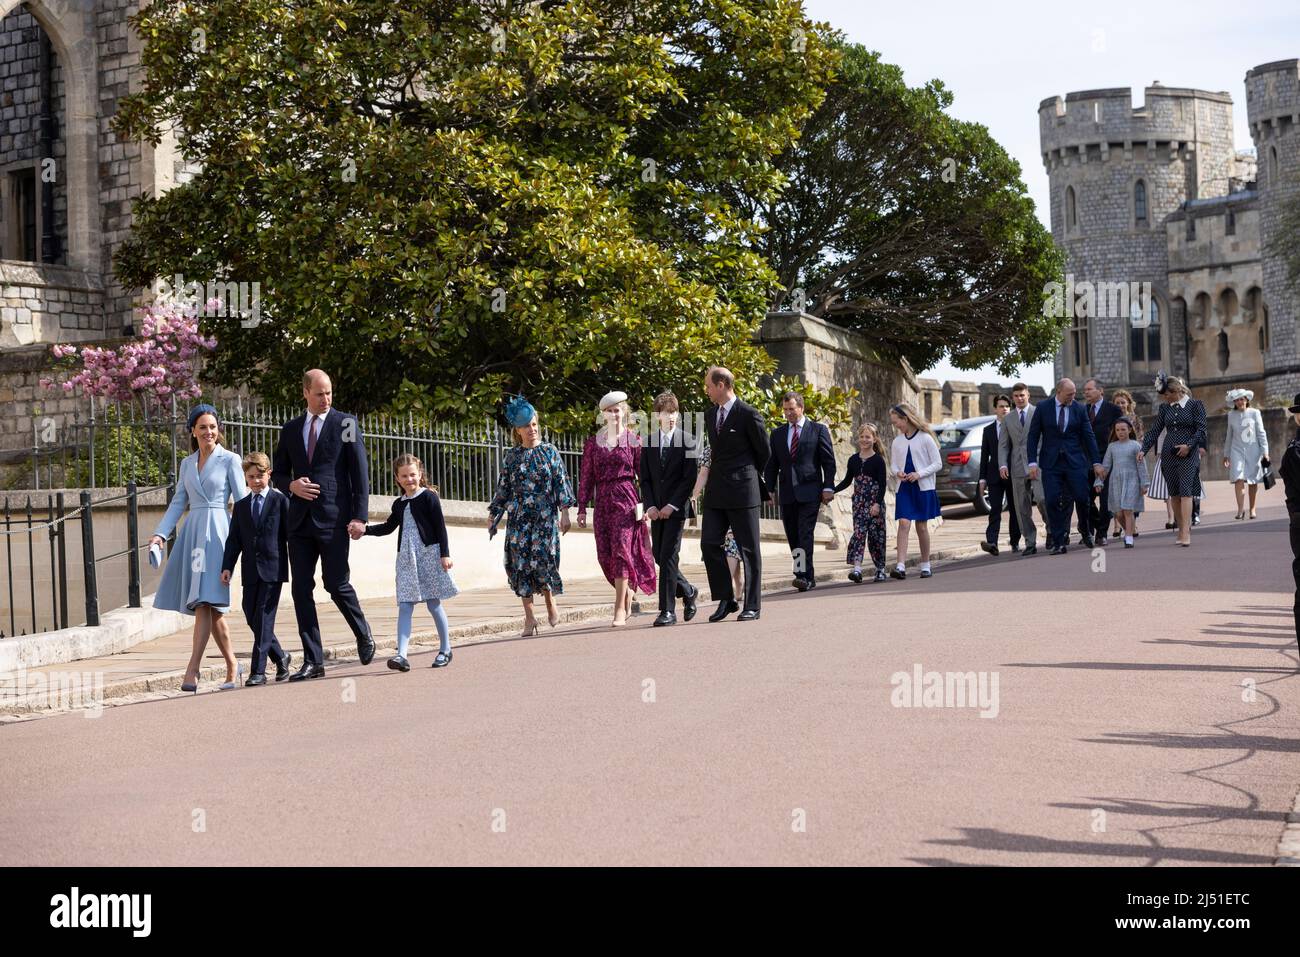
[701,505,762,611]
[288,523,371,666]
[1290,509,1300,655]
[780,499,820,583]
[985,478,1021,546]
[650,511,694,615]
[1087,474,1111,538]
[242,578,287,675]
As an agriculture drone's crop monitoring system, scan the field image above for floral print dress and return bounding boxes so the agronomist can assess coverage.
[489,443,577,597]
[577,430,657,595]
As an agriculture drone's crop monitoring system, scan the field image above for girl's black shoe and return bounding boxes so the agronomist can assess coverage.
[432,651,453,668]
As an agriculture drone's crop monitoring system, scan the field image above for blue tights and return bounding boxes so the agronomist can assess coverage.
[397,599,450,658]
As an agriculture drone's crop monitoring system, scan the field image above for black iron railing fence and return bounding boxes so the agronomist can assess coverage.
[1,481,173,638]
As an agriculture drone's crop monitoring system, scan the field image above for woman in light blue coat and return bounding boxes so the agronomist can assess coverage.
[148,404,248,691]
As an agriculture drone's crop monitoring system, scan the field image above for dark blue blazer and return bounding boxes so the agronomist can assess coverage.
[1025,398,1101,472]
[221,488,289,584]
[765,420,836,506]
[272,409,370,531]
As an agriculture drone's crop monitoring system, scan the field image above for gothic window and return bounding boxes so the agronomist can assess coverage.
[1066,186,1077,232]
[1068,295,1090,378]
[1134,180,1147,226]
[1129,297,1161,373]
[1217,330,1230,372]
[4,167,39,262]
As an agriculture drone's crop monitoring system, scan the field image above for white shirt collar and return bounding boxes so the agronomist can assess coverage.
[1174,395,1189,408]
[402,487,425,500]
[791,416,807,430]
[720,396,737,414]
[660,427,676,441]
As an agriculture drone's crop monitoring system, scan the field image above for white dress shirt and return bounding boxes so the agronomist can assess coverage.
[303,407,331,448]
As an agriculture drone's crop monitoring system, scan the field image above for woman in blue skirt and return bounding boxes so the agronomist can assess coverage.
[888,402,943,579]
[148,404,248,691]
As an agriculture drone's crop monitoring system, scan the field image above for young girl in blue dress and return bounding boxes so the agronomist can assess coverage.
[888,402,943,580]
[362,453,458,671]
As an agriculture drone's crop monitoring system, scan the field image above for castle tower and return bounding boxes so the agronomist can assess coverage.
[1247,59,1300,400]
[1039,85,1238,394]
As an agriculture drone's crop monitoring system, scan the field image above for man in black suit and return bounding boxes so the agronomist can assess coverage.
[1079,377,1122,546]
[221,452,292,685]
[272,369,376,679]
[979,394,1020,556]
[701,366,770,622]
[764,391,836,591]
[640,391,700,627]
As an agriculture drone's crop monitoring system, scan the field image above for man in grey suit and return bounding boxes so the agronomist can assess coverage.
[998,382,1048,555]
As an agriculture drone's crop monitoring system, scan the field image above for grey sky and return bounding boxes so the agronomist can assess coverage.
[804,0,1299,390]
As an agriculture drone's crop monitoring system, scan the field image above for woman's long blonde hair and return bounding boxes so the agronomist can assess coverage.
[889,402,936,441]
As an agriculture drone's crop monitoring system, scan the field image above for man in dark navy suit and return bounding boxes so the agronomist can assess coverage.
[1026,378,1104,555]
[272,369,375,678]
[764,391,836,590]
[221,452,292,685]
[701,366,770,622]
[640,391,700,627]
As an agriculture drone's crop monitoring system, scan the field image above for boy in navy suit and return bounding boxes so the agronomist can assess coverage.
[221,452,292,686]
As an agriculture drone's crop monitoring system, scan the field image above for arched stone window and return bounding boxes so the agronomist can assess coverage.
[1129,295,1161,373]
[1217,330,1230,372]
[1220,287,1239,325]
[1193,292,1212,329]
[0,0,100,271]
[1065,186,1077,232]
[1134,180,1147,226]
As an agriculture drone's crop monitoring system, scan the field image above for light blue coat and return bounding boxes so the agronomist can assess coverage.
[152,446,248,615]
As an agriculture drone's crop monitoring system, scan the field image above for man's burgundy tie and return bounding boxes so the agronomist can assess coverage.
[307,415,320,462]
[790,423,800,457]
[1088,403,1096,425]
[717,404,727,431]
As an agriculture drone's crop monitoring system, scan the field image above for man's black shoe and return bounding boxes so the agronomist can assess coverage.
[708,600,739,623]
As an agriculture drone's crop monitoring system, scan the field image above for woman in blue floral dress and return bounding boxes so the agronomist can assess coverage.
[489,396,577,636]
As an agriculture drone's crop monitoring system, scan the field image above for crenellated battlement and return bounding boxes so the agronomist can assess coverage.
[1246,59,1300,141]
[1040,85,1234,164]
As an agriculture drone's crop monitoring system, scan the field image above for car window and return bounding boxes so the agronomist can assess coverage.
[937,427,967,449]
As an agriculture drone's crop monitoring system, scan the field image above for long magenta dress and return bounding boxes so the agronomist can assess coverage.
[577,430,657,595]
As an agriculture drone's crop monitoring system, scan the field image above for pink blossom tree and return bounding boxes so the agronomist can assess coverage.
[41,299,218,413]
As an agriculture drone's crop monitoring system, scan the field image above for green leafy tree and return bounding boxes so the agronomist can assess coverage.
[736,41,1065,376]
[113,0,838,421]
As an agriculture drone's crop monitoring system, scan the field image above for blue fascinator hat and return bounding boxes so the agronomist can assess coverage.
[186,403,220,431]
[504,394,536,428]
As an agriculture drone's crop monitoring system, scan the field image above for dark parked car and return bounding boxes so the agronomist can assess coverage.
[934,415,996,515]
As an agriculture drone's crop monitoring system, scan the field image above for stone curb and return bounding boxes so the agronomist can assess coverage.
[0,543,983,717]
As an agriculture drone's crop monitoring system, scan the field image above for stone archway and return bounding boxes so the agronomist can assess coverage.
[0,0,100,272]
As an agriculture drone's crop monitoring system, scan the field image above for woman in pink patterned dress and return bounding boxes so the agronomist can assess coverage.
[576,391,657,626]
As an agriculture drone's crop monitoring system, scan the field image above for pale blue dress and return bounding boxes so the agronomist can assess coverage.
[151,446,248,615]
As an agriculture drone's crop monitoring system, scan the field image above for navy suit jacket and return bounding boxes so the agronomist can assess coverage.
[272,409,370,531]
[765,420,836,506]
[221,488,289,584]
[1025,398,1101,473]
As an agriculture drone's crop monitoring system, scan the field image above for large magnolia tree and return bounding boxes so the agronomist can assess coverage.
[113,0,838,420]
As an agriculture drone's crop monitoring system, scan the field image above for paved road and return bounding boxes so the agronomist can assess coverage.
[2,496,1297,866]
